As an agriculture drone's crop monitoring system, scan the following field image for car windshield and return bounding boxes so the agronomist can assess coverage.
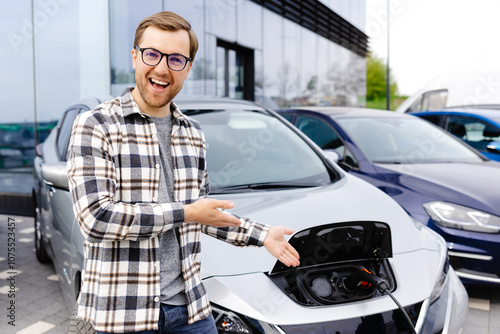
[337,116,484,164]
[188,109,332,193]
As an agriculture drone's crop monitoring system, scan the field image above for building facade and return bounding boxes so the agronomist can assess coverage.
[0,0,367,214]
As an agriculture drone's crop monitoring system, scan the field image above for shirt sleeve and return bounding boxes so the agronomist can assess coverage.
[201,216,270,247]
[67,113,184,243]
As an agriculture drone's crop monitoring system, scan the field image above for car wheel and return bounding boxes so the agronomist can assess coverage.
[68,313,96,334]
[34,207,51,264]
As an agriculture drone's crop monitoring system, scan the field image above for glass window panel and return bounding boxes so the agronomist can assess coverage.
[228,49,243,99]
[301,29,317,106]
[328,42,342,106]
[345,53,367,107]
[164,0,205,95]
[282,20,301,106]
[1,2,34,125]
[109,0,162,96]
[205,0,236,41]
[0,1,77,173]
[216,46,226,97]
[262,10,283,107]
[205,34,217,96]
[317,36,331,105]
[236,0,262,49]
[34,0,80,121]
[215,45,245,100]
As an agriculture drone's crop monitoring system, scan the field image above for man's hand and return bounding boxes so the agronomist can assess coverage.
[264,226,300,267]
[184,198,242,227]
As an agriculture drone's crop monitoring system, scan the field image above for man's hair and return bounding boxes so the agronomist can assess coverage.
[134,11,199,62]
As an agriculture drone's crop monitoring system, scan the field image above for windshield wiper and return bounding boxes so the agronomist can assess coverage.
[374,161,403,164]
[210,182,317,194]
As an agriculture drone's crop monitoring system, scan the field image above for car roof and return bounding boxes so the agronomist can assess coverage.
[174,95,267,110]
[441,106,500,116]
[280,106,412,119]
[64,96,112,110]
[411,107,500,120]
[71,95,266,113]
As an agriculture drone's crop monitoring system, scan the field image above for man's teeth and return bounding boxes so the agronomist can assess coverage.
[151,78,169,86]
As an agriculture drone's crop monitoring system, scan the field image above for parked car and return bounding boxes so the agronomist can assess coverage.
[277,107,500,287]
[410,107,500,161]
[33,97,467,333]
[395,72,500,113]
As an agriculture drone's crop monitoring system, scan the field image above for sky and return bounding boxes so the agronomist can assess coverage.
[365,0,500,96]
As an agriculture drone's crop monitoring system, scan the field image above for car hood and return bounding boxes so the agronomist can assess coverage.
[201,173,449,325]
[376,161,500,215]
[201,173,441,277]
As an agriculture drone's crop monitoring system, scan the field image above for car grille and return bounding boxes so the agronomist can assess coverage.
[279,301,423,334]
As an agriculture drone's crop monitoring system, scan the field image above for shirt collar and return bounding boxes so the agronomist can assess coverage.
[119,87,187,122]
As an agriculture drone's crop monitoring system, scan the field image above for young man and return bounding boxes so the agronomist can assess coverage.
[67,11,300,334]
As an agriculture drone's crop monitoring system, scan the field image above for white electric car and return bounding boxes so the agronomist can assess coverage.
[34,96,468,333]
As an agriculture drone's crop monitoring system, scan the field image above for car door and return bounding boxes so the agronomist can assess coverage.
[45,107,85,306]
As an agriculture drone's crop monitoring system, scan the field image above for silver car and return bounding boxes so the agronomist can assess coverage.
[33,96,468,333]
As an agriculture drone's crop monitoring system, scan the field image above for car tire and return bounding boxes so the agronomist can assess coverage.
[34,207,51,264]
[68,313,96,334]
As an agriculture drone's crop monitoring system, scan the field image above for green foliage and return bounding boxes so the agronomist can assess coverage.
[366,54,398,101]
[365,54,404,110]
[366,96,407,111]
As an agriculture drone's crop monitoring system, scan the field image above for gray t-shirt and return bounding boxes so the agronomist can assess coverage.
[150,114,187,305]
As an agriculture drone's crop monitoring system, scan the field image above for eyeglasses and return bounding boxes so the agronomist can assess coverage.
[135,46,191,71]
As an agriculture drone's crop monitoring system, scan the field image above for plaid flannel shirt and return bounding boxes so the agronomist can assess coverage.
[67,88,270,333]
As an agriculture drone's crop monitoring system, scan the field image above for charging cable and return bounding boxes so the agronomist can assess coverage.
[342,269,417,334]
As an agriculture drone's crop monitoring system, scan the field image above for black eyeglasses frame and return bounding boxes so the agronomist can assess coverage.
[135,46,191,71]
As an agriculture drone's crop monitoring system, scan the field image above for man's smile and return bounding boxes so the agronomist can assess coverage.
[150,77,170,90]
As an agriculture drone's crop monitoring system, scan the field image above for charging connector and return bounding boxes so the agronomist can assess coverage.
[341,269,417,334]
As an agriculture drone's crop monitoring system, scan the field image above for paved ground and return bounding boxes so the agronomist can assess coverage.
[0,215,70,334]
[0,214,499,334]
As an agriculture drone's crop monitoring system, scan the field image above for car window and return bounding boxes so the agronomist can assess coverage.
[338,116,483,163]
[294,115,359,169]
[295,115,344,152]
[446,115,500,152]
[418,114,442,126]
[188,109,333,191]
[280,113,295,123]
[407,90,447,112]
[56,108,81,161]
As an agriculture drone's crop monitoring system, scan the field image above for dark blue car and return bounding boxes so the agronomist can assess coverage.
[277,107,500,286]
[410,107,500,161]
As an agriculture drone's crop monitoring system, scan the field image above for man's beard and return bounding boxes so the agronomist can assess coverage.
[135,73,183,109]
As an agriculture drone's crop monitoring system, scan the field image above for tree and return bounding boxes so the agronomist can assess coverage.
[366,54,398,100]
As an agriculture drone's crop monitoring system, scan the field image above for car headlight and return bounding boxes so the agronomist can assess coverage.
[423,201,500,233]
[212,304,284,334]
[430,254,450,303]
[214,309,251,333]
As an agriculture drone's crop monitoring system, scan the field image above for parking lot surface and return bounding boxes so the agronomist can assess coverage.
[1,214,499,334]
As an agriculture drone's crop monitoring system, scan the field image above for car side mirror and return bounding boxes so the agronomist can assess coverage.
[323,149,340,164]
[487,141,500,154]
[42,162,69,190]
